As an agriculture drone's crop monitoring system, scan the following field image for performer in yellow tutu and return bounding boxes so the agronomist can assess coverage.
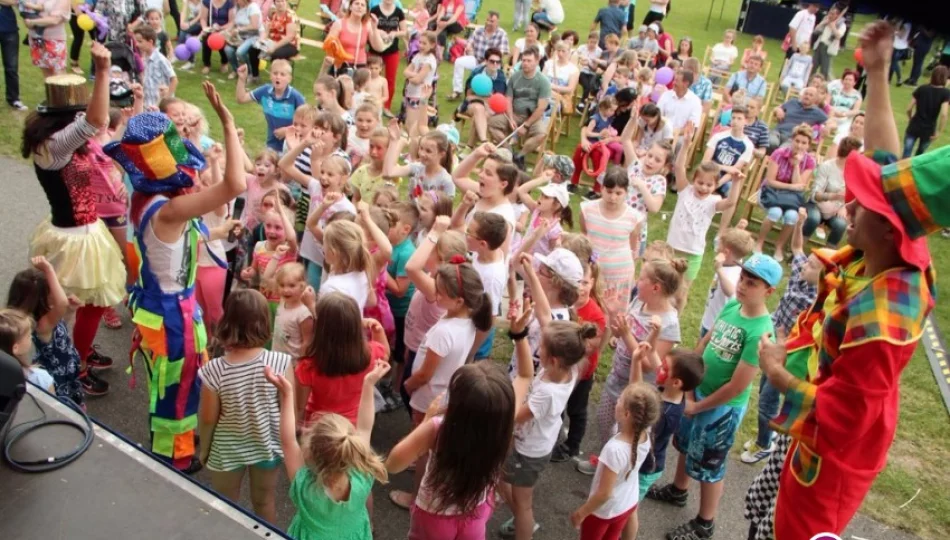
[23,42,126,396]
[105,81,246,473]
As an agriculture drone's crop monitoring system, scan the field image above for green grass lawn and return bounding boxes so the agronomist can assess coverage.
[3,0,949,537]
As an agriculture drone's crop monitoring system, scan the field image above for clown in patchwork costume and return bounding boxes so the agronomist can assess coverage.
[104,82,246,472]
[747,22,945,540]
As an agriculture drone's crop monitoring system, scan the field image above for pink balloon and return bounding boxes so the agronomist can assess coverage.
[655,66,675,86]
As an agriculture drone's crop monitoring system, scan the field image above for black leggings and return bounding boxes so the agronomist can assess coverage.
[247,43,298,76]
[202,33,229,67]
[69,15,96,63]
[167,0,181,35]
[435,21,464,48]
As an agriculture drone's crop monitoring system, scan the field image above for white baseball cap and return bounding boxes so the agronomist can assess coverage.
[535,248,583,287]
[540,182,570,208]
[648,23,660,34]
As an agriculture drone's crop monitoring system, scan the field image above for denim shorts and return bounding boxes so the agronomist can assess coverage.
[764,206,800,225]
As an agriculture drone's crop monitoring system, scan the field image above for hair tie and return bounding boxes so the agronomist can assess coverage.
[589,251,599,265]
[448,254,466,265]
[448,255,466,293]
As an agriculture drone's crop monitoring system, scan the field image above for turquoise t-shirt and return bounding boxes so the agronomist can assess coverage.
[287,467,374,540]
[699,299,774,407]
[386,237,416,317]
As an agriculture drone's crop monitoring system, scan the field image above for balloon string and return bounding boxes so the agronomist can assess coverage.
[497,121,528,148]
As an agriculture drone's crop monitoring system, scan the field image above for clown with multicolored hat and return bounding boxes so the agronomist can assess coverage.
[747,22,944,540]
[104,81,246,473]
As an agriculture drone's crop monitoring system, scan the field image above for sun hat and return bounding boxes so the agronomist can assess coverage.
[844,147,950,270]
[104,112,206,195]
[540,183,570,208]
[543,154,575,180]
[535,248,583,287]
[741,253,783,287]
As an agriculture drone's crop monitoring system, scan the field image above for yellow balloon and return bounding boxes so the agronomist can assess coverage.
[258,59,268,71]
[76,14,95,32]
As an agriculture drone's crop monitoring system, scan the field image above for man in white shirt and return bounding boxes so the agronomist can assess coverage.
[451,11,510,99]
[657,69,702,131]
[786,2,818,60]
[531,0,564,31]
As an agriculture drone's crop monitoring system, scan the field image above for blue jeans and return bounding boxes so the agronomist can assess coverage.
[756,373,781,448]
[0,31,18,105]
[225,37,257,72]
[903,133,933,159]
[802,202,847,246]
[531,11,554,30]
[716,179,732,197]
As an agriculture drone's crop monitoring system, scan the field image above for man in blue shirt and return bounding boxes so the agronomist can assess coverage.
[725,55,768,103]
[591,0,626,49]
[0,0,26,110]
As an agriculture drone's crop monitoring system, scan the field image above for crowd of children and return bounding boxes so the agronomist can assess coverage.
[7,2,916,540]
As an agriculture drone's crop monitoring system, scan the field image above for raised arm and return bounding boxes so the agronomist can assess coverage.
[452,143,492,193]
[858,21,899,156]
[405,217,449,301]
[672,124,692,192]
[356,356,390,442]
[263,366,304,480]
[382,119,412,179]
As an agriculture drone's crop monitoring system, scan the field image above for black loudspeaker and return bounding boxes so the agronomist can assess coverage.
[0,350,27,443]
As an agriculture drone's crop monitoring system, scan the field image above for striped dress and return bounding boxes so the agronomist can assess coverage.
[581,200,643,302]
[198,349,291,472]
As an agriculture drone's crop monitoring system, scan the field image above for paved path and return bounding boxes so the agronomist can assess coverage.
[1,156,920,539]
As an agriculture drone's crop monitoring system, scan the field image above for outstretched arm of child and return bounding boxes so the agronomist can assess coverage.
[235,65,253,103]
[305,192,343,242]
[405,216,448,301]
[382,119,413,179]
[791,207,807,256]
[385,406,439,474]
[452,142,493,193]
[264,365,304,480]
[358,201,393,263]
[158,82,246,228]
[518,253,553,326]
[715,171,745,212]
[273,192,298,254]
[356,357,390,443]
[517,172,552,211]
[278,135,320,188]
[450,189,479,231]
[510,300,536,423]
[672,122,694,193]
[620,103,642,166]
[31,257,69,334]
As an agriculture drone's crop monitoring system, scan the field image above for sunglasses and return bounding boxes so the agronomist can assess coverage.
[487,58,501,64]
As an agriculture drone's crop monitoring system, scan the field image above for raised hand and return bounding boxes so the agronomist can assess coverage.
[263,365,294,395]
[387,118,401,141]
[462,190,480,206]
[237,64,248,80]
[30,256,52,273]
[322,192,343,206]
[432,215,451,234]
[90,41,112,72]
[363,359,392,387]
[203,81,234,126]
[857,20,895,74]
[509,298,534,334]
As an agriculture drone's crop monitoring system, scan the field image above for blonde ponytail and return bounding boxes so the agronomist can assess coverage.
[303,414,388,486]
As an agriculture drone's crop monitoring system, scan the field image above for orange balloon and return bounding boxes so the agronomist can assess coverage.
[854,47,864,67]
[323,36,354,68]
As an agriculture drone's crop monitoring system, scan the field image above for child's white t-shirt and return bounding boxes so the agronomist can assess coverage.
[322,271,371,312]
[26,366,55,391]
[472,256,508,317]
[700,265,743,331]
[514,367,577,458]
[406,53,438,98]
[410,317,477,412]
[590,434,652,519]
[666,185,721,256]
[299,181,356,265]
[508,307,572,375]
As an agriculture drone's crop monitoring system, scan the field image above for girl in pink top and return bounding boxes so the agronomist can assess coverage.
[325,0,388,73]
[514,176,573,261]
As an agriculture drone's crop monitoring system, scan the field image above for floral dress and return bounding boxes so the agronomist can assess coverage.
[33,321,84,407]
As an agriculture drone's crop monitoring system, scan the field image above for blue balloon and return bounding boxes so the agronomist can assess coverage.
[471,73,492,97]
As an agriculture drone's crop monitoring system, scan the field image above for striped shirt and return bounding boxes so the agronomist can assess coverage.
[198,350,291,472]
[581,200,642,299]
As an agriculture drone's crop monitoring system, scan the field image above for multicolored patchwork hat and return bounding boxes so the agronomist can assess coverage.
[844,147,950,270]
[104,112,205,194]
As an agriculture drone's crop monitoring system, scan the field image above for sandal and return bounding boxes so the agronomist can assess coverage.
[69,61,83,75]
[103,307,122,329]
[388,490,413,510]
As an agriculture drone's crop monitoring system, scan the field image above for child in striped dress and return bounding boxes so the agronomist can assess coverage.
[580,166,644,302]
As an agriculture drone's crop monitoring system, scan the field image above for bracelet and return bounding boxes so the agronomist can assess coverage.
[508,328,529,341]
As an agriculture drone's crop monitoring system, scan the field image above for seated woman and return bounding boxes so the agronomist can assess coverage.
[543,40,579,112]
[247,0,299,81]
[224,0,261,79]
[511,23,545,67]
[804,136,861,248]
[431,0,467,58]
[826,111,864,159]
[668,36,693,65]
[199,0,236,76]
[458,47,507,144]
[709,30,738,73]
[741,34,767,69]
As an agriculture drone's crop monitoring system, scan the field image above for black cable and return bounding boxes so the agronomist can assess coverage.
[3,392,95,473]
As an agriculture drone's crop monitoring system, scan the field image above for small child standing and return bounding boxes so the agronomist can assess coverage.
[269,263,314,363]
[0,308,54,393]
[320,220,376,312]
[365,56,391,111]
[350,67,372,115]
[465,211,509,361]
[780,43,813,92]
[133,26,178,109]
[384,201,419,402]
[500,301,597,538]
[649,253,782,540]
[403,31,439,138]
[571,96,618,193]
[265,349,390,540]
[698,226,755,338]
[236,60,307,152]
[740,210,820,465]
[198,289,292,524]
[515,179,572,259]
[571,382,660,539]
[145,8,171,58]
[7,257,97,400]
[668,124,745,312]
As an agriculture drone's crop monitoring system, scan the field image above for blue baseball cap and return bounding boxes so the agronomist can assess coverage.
[741,253,783,287]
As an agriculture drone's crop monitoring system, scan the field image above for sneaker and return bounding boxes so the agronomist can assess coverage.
[182,457,203,475]
[549,444,576,463]
[499,517,539,538]
[575,455,597,475]
[80,370,109,396]
[9,100,28,111]
[666,518,715,540]
[740,441,776,464]
[941,228,950,239]
[646,483,689,507]
[180,61,193,70]
[87,346,114,370]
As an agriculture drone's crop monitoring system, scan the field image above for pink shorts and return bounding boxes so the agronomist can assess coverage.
[408,498,494,540]
[196,265,227,325]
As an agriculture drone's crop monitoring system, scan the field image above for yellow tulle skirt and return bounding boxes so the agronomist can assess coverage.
[30,217,127,307]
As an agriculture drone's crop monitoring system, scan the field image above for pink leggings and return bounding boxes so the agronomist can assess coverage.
[408,498,494,540]
[195,265,227,326]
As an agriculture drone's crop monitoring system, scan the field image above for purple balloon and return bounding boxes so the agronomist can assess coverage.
[655,66,674,86]
[175,43,192,61]
[185,36,201,54]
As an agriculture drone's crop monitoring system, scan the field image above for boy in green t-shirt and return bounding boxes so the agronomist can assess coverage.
[648,253,782,540]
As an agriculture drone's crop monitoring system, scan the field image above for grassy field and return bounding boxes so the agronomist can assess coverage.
[4,0,949,537]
